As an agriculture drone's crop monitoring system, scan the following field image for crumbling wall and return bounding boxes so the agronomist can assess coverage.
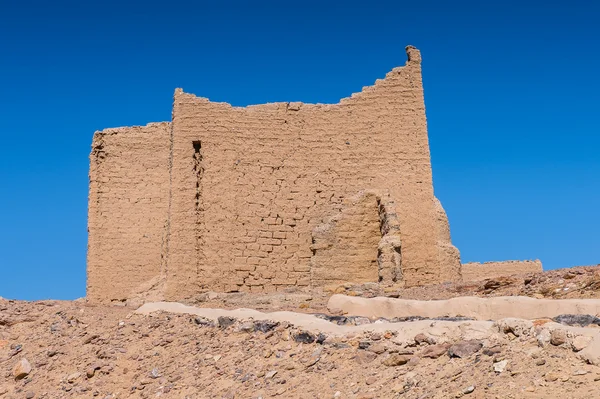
[87,46,467,302]
[461,260,543,282]
[433,197,462,281]
[163,46,450,299]
[310,192,381,285]
[87,123,171,302]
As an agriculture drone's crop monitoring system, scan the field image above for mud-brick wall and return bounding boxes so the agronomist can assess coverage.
[461,260,543,282]
[87,123,171,302]
[165,47,451,299]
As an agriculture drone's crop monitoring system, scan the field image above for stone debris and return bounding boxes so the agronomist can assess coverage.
[382,354,411,367]
[447,340,483,358]
[420,344,451,359]
[550,329,568,346]
[553,314,600,327]
[12,358,32,380]
[493,360,508,373]
[4,291,600,398]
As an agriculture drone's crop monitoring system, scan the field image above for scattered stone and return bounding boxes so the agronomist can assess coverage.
[550,329,567,346]
[482,346,502,356]
[536,359,546,366]
[293,331,315,344]
[414,333,435,345]
[193,316,215,327]
[149,368,161,379]
[493,360,508,373]
[545,372,560,382]
[420,343,451,359]
[368,343,386,354]
[265,370,278,379]
[537,329,551,347]
[254,320,279,333]
[13,358,32,380]
[495,318,533,337]
[355,351,377,364]
[448,340,482,358]
[358,341,371,350]
[238,322,254,333]
[316,333,327,344]
[365,376,377,385]
[462,385,475,395]
[67,372,81,383]
[553,314,600,327]
[573,369,589,376]
[87,363,102,378]
[218,316,236,329]
[353,317,372,326]
[382,354,411,367]
[313,314,348,325]
[572,335,593,352]
[25,392,35,399]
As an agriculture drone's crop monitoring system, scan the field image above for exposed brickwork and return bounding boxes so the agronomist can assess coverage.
[87,123,171,302]
[461,260,544,282]
[87,46,473,302]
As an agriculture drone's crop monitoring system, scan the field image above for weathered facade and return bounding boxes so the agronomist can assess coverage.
[87,46,536,303]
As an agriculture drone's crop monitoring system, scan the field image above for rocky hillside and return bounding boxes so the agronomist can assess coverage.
[3,294,600,398]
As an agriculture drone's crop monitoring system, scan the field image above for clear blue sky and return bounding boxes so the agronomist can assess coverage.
[1,1,598,300]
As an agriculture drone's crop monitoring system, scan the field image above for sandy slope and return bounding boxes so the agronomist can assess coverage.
[3,296,600,398]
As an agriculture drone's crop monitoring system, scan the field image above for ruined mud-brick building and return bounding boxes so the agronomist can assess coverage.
[87,46,540,303]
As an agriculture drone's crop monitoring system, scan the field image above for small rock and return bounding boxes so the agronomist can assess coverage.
[495,318,533,337]
[218,316,236,329]
[573,369,589,376]
[254,320,279,333]
[352,317,371,326]
[358,341,371,350]
[493,360,508,373]
[448,340,482,358]
[149,368,161,379]
[550,329,567,346]
[368,343,386,354]
[238,322,254,333]
[87,363,102,378]
[316,333,327,344]
[545,372,560,382]
[482,346,502,356]
[382,354,411,367]
[293,331,315,344]
[13,358,32,380]
[193,316,215,327]
[420,343,451,359]
[265,370,278,379]
[536,359,546,366]
[537,329,551,347]
[414,333,435,345]
[463,385,475,395]
[365,376,377,385]
[25,392,35,399]
[553,314,600,327]
[572,335,593,352]
[67,372,81,383]
[355,351,377,364]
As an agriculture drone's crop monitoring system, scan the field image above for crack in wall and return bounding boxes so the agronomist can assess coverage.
[193,141,204,287]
